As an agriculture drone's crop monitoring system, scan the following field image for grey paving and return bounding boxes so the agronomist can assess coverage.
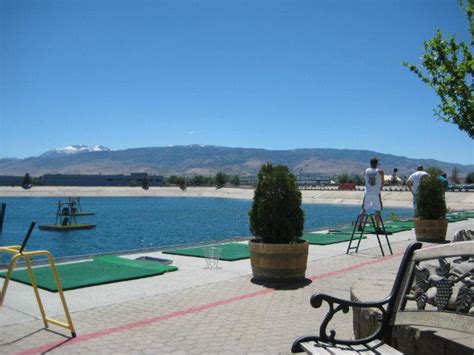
[0,219,472,354]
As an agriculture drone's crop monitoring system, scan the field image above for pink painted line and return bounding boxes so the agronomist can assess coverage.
[16,250,405,355]
[16,288,273,355]
[309,250,403,281]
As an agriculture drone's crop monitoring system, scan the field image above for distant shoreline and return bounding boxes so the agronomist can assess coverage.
[0,186,473,211]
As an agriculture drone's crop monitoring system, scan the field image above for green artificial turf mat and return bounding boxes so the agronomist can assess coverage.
[328,227,361,234]
[387,216,468,225]
[303,233,366,245]
[330,224,412,235]
[446,214,468,222]
[446,212,474,222]
[94,255,177,272]
[364,225,412,234]
[386,220,415,228]
[0,259,177,292]
[447,217,468,222]
[163,242,249,261]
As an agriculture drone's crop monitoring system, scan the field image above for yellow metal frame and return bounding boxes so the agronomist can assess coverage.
[0,245,76,337]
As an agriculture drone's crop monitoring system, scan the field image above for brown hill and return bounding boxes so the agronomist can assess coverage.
[0,145,472,178]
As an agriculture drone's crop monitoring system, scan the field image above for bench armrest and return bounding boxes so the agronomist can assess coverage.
[311,293,390,310]
[291,293,390,353]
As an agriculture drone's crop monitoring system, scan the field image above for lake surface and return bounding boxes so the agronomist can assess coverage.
[0,197,411,262]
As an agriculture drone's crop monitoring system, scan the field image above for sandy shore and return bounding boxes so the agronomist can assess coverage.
[1,186,473,211]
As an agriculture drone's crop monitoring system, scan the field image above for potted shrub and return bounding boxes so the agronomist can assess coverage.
[414,173,448,242]
[248,164,308,282]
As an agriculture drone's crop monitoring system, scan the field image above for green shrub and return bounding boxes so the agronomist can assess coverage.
[466,172,474,184]
[338,173,350,183]
[427,166,444,178]
[142,175,150,190]
[215,172,228,189]
[178,177,187,190]
[229,175,240,186]
[22,173,33,189]
[416,174,447,219]
[249,164,304,244]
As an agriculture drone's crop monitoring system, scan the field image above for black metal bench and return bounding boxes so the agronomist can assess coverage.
[292,241,474,354]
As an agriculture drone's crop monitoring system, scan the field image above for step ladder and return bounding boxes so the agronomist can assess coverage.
[0,221,76,337]
[346,213,393,256]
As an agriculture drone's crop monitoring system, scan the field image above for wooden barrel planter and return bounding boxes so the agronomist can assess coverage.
[249,240,309,282]
[414,219,448,243]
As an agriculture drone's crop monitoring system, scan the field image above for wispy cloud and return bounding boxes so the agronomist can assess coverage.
[188,131,195,135]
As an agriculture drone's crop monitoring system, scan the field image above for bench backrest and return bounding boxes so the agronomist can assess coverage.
[392,241,474,334]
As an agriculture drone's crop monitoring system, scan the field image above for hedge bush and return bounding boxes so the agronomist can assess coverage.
[416,174,447,219]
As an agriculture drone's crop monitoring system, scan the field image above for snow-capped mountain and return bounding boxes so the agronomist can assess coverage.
[40,144,112,157]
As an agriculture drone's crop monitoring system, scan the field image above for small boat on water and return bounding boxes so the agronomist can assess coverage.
[39,199,96,231]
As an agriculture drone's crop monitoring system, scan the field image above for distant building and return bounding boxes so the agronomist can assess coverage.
[239,175,258,187]
[0,175,24,186]
[296,173,333,186]
[42,173,165,187]
[239,173,333,187]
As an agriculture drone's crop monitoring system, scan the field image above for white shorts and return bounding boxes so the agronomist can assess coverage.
[362,193,382,212]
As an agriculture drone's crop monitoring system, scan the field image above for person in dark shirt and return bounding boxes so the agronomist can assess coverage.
[437,173,449,190]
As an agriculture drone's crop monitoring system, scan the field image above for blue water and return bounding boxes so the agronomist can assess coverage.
[0,197,411,261]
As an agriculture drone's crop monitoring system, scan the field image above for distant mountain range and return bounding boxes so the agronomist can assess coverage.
[0,144,472,177]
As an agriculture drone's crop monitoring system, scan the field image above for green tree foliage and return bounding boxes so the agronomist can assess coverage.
[177,176,188,191]
[192,175,215,186]
[427,166,445,178]
[166,175,179,186]
[450,167,461,184]
[465,172,474,183]
[403,1,473,138]
[32,177,42,186]
[22,173,33,189]
[166,175,187,190]
[356,175,365,185]
[249,164,304,244]
[229,175,240,186]
[168,174,239,187]
[142,175,150,190]
[178,177,187,190]
[338,173,350,183]
[416,174,447,219]
[215,172,228,189]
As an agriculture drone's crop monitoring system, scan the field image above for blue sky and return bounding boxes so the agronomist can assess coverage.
[1,0,472,165]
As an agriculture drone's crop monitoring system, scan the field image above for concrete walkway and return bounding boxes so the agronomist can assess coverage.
[1,219,473,354]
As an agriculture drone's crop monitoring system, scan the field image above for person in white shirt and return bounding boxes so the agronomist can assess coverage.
[359,158,384,232]
[406,165,429,216]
